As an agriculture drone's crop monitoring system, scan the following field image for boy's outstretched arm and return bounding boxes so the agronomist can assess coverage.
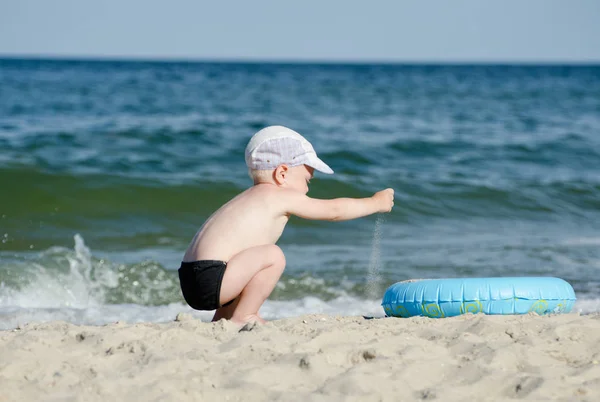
[283,188,394,221]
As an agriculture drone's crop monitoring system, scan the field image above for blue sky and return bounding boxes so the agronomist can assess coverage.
[1,0,599,62]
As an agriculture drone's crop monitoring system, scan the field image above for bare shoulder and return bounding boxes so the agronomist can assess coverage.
[244,185,313,217]
[236,185,298,214]
[251,185,300,210]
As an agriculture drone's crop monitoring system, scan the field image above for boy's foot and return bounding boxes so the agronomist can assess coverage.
[239,321,259,332]
[231,314,266,326]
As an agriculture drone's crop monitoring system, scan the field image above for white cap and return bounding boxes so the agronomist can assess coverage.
[245,126,334,174]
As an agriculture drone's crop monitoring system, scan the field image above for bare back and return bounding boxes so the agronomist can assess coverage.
[183,184,289,262]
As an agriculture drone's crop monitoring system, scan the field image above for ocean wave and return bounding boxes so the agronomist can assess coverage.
[0,235,381,309]
[1,165,599,242]
[1,233,599,329]
[0,235,182,309]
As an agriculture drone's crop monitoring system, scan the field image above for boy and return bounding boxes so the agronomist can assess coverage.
[179,125,394,325]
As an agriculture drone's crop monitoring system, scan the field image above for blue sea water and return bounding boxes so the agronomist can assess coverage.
[1,58,599,328]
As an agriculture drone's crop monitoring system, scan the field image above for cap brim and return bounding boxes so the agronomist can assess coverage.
[305,155,334,174]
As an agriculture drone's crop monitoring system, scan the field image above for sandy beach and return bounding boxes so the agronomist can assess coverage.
[1,313,599,401]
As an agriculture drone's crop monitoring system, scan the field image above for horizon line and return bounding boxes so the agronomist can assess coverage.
[1,53,600,66]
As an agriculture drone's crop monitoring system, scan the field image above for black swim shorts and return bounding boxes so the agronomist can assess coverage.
[178,260,234,311]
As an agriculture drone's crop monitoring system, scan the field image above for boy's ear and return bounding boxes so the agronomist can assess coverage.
[274,164,288,185]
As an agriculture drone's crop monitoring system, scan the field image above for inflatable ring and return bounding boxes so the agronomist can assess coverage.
[382,277,576,318]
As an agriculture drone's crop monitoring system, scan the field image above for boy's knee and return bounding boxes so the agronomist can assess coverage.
[268,245,286,268]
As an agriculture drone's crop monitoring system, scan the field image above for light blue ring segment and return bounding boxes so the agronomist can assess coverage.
[381,277,576,318]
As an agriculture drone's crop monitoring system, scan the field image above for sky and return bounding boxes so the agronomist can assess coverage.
[1,0,599,63]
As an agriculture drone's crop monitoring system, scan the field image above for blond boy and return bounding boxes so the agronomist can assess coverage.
[179,125,394,324]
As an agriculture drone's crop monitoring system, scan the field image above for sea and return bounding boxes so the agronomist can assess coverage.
[1,58,599,329]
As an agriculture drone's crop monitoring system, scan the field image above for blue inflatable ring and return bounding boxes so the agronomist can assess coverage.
[382,277,576,318]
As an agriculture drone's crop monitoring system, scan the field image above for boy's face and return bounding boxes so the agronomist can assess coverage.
[285,164,314,194]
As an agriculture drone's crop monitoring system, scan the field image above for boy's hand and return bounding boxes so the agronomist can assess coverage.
[373,188,394,213]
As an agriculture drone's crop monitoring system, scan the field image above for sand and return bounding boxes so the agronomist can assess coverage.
[1,313,599,401]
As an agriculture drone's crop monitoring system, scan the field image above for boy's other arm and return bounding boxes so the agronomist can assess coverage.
[283,188,394,221]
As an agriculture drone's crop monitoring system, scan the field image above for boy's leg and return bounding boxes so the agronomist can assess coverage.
[211,296,239,322]
[218,244,286,324]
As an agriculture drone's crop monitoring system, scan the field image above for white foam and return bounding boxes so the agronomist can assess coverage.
[1,296,598,331]
[573,298,600,314]
[0,234,116,309]
[0,296,386,330]
[260,296,386,320]
[563,237,600,246]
